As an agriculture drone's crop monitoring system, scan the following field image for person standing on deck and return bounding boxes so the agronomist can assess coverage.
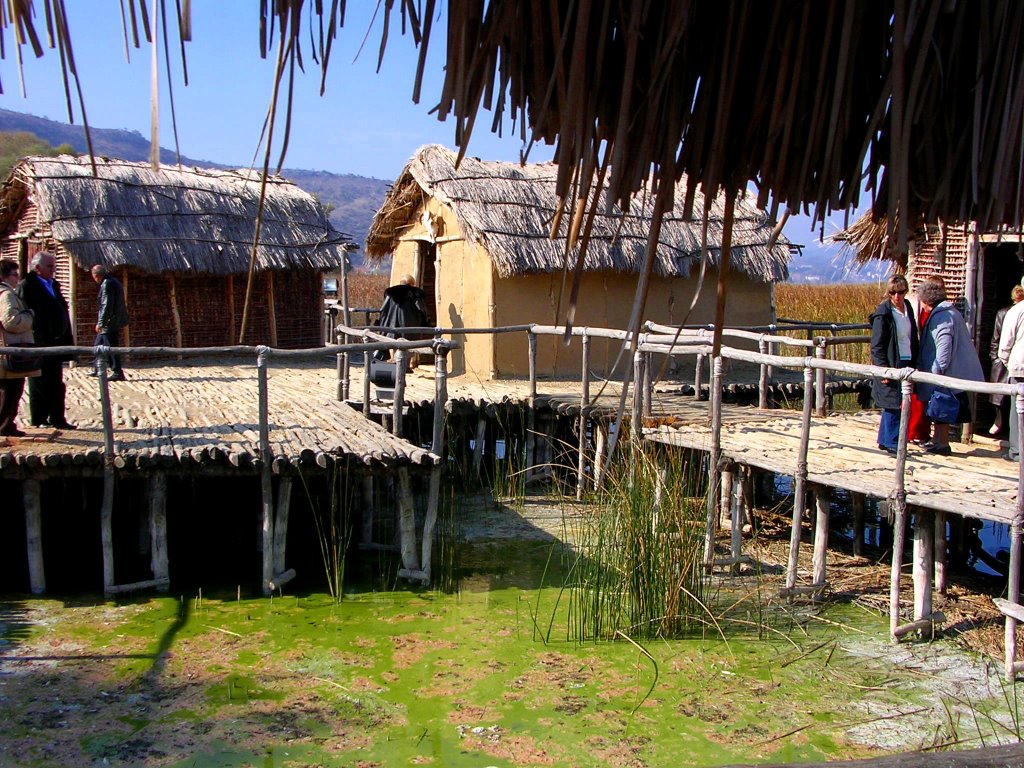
[998,278,1024,461]
[376,274,429,367]
[988,284,1024,436]
[0,259,40,437]
[918,277,983,456]
[869,275,918,455]
[88,265,129,381]
[17,251,76,430]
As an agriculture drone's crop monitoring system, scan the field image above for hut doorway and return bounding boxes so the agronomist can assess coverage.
[417,241,438,326]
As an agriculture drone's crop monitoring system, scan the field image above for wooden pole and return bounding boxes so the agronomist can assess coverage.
[273,476,292,578]
[577,333,591,500]
[719,465,735,526]
[23,478,44,594]
[934,511,947,595]
[852,493,866,558]
[702,356,724,572]
[785,365,815,591]
[526,331,537,476]
[473,415,487,477]
[1005,388,1024,679]
[693,353,704,400]
[812,485,830,588]
[631,349,644,435]
[814,343,827,417]
[396,467,420,571]
[266,271,278,348]
[392,349,407,437]
[758,337,769,409]
[913,511,934,622]
[730,469,744,573]
[889,379,914,641]
[643,350,653,418]
[419,347,449,583]
[593,422,607,490]
[98,355,117,593]
[257,347,274,594]
[362,334,372,417]
[148,473,169,591]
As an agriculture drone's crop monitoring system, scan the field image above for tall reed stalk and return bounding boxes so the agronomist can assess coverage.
[560,442,706,641]
[301,465,353,602]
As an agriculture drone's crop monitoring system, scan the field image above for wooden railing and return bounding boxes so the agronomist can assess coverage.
[1,336,456,597]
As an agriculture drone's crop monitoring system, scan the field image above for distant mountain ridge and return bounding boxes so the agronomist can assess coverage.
[0,108,390,268]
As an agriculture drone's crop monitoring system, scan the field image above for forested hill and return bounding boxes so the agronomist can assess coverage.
[0,109,390,268]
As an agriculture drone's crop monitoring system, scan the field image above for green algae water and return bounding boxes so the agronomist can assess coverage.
[1,486,1020,767]
[3,533,1015,767]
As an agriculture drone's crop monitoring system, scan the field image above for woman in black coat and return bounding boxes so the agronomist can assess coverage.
[869,275,918,453]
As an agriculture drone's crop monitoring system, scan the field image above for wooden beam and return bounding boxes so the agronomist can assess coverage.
[785,365,814,590]
[148,473,169,590]
[396,467,420,571]
[273,476,292,577]
[703,356,725,572]
[812,485,830,589]
[23,478,44,594]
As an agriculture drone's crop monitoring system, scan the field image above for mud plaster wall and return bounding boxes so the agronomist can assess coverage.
[389,198,494,377]
[493,270,775,378]
[389,199,776,379]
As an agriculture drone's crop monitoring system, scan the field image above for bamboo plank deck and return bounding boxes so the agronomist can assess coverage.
[0,358,440,472]
[644,404,1017,525]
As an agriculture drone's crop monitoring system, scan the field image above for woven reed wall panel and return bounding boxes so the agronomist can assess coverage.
[908,226,970,301]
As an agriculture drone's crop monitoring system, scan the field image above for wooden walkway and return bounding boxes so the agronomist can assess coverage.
[0,358,439,473]
[642,403,1017,525]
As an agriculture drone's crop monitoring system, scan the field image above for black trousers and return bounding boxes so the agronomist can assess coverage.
[93,329,123,375]
[27,356,66,427]
[0,376,26,434]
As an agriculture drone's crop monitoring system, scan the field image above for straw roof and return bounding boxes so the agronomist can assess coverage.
[0,156,352,275]
[367,145,794,283]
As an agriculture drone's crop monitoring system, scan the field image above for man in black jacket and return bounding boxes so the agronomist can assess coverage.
[17,251,76,429]
[90,265,130,381]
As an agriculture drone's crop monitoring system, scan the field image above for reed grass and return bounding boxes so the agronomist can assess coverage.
[299,465,354,603]
[775,282,881,366]
[558,442,707,642]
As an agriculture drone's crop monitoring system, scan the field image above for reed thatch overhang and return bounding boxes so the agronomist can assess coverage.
[367,145,795,283]
[0,156,353,275]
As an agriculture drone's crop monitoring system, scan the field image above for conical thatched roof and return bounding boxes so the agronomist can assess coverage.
[0,156,352,275]
[366,145,794,282]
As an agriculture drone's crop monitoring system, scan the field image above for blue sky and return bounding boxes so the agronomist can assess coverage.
[0,2,875,280]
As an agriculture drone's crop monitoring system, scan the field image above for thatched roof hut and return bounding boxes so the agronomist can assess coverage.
[367,145,793,282]
[367,145,795,379]
[0,156,352,348]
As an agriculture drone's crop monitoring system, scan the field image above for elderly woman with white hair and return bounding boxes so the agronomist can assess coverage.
[916,277,983,456]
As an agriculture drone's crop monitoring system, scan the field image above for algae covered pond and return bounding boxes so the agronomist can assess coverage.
[0,498,1020,767]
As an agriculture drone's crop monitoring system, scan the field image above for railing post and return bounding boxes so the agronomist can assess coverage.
[431,344,448,456]
[694,352,704,400]
[392,348,407,438]
[702,356,724,572]
[362,333,372,418]
[785,364,815,591]
[631,348,645,434]
[1006,386,1024,679]
[257,346,274,595]
[526,331,538,477]
[577,333,591,501]
[814,340,826,417]
[97,348,117,594]
[889,377,913,641]
[758,336,769,409]
[643,349,653,418]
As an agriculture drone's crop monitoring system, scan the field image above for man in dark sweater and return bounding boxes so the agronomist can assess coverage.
[17,251,76,429]
[89,265,130,380]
